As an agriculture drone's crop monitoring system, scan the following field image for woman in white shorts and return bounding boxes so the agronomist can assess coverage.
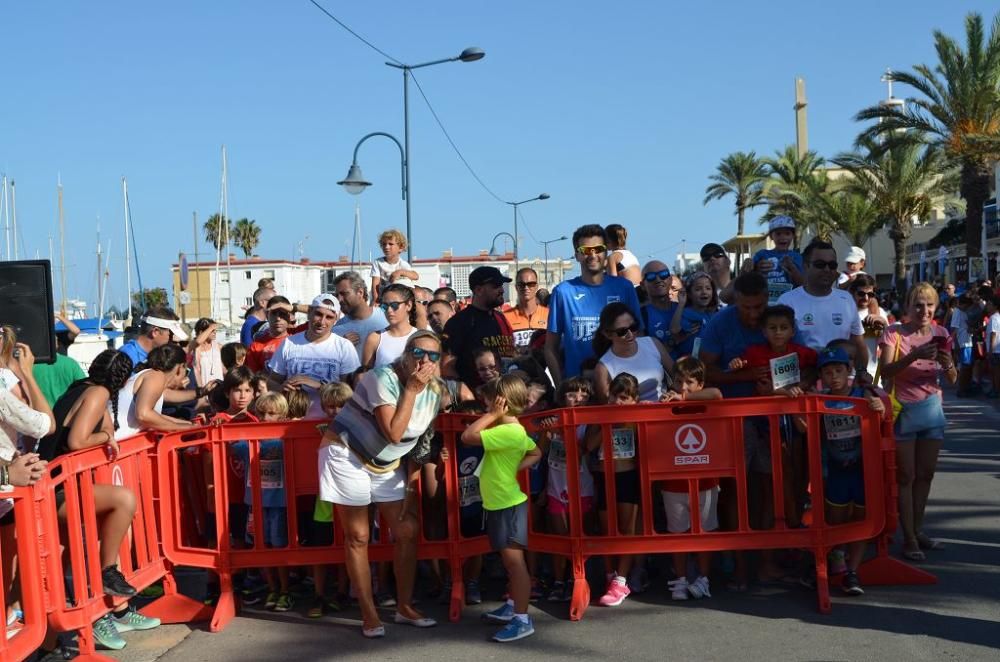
[318,330,442,638]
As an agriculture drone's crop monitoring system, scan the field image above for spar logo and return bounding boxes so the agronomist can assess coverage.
[674,424,709,465]
[112,466,124,487]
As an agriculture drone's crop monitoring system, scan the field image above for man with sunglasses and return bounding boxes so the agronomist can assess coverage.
[544,224,642,384]
[331,271,388,360]
[246,296,308,372]
[700,243,733,304]
[777,240,869,380]
[639,260,676,347]
[266,293,361,418]
[119,306,188,370]
[504,267,549,353]
[442,266,516,387]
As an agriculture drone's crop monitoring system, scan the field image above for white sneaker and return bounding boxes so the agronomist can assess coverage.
[688,575,711,599]
[668,577,689,601]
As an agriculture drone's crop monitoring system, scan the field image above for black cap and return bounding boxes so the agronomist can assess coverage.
[468,266,512,288]
[700,242,726,260]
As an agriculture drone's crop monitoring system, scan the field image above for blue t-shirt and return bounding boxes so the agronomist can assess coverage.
[547,276,642,378]
[118,340,148,370]
[236,439,286,508]
[333,308,389,360]
[753,248,804,304]
[672,307,717,359]
[641,303,677,345]
[240,315,264,347]
[699,305,768,398]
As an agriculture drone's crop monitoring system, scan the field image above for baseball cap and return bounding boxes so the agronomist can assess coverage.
[143,316,188,341]
[468,266,512,288]
[310,293,341,315]
[700,243,726,260]
[845,246,866,264]
[768,215,796,234]
[817,347,851,369]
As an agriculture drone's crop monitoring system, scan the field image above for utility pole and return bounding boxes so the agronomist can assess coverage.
[58,179,67,317]
[193,211,203,318]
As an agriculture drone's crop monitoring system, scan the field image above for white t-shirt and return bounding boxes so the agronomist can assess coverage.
[950,309,972,348]
[613,249,640,271]
[267,332,361,418]
[370,258,414,285]
[599,337,665,402]
[988,312,1000,354]
[777,287,863,351]
[113,369,165,441]
[859,307,889,377]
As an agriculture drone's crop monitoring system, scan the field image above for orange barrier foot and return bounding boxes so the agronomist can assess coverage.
[75,624,119,662]
[568,558,590,622]
[814,551,832,614]
[448,562,465,623]
[142,592,215,624]
[857,555,937,587]
[210,590,237,632]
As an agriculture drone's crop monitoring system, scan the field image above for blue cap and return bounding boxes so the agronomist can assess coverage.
[817,347,850,368]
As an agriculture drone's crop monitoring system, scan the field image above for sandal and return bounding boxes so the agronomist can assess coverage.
[362,624,386,639]
[902,548,926,562]
[916,534,945,551]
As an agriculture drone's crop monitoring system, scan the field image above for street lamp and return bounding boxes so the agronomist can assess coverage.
[540,235,568,287]
[489,232,516,256]
[338,131,406,200]
[380,46,485,259]
[505,193,550,270]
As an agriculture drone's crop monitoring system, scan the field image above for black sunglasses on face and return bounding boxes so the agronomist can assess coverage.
[415,299,431,306]
[612,323,640,338]
[644,269,671,282]
[702,252,726,260]
[410,347,441,362]
[854,291,875,299]
[810,260,839,271]
[381,301,406,312]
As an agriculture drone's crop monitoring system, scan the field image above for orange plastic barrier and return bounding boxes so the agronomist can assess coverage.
[0,488,47,662]
[35,434,210,662]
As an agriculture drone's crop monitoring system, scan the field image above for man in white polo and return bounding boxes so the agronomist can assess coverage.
[266,293,361,417]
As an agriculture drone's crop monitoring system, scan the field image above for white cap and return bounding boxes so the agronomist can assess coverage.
[392,277,416,289]
[143,316,188,341]
[310,293,340,315]
[768,215,796,233]
[845,246,866,264]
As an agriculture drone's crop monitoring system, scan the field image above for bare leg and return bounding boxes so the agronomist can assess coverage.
[895,442,919,554]
[500,546,530,614]
[335,504,379,629]
[377,500,424,620]
[912,440,943,535]
[615,502,638,578]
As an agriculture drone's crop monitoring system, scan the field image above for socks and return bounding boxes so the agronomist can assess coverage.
[514,613,529,624]
[505,598,515,608]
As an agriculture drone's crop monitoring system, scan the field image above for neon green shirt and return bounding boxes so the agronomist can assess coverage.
[479,422,535,511]
[33,354,87,407]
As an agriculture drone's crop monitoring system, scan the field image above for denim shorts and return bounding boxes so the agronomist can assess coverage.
[894,393,946,442]
[261,507,288,548]
[486,501,528,551]
[958,346,974,366]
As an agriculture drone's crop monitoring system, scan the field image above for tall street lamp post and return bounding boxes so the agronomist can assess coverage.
[506,193,549,270]
[540,235,568,287]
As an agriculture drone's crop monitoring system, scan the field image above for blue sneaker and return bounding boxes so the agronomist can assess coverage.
[482,602,514,624]
[493,616,534,642]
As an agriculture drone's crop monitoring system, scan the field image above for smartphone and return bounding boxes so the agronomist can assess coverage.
[931,336,949,350]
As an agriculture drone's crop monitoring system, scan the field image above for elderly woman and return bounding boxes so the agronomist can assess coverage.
[318,330,443,638]
[877,283,957,562]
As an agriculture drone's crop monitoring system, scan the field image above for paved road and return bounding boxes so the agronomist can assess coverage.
[104,389,1000,661]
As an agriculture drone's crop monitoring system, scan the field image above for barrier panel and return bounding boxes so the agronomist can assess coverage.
[35,434,210,662]
[0,488,47,662]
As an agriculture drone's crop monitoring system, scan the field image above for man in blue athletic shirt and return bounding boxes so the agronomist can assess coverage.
[544,224,641,384]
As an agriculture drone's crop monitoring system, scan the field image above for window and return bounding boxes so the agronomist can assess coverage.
[245,270,252,280]
[262,269,275,279]
[219,272,230,283]
[245,297,253,307]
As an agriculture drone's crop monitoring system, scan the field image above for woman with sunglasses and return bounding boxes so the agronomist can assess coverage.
[363,284,418,371]
[669,271,721,359]
[593,302,673,403]
[245,297,305,373]
[318,330,444,638]
[849,275,889,378]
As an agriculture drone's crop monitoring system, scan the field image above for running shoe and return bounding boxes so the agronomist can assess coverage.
[93,614,126,651]
[438,580,453,605]
[264,591,279,610]
[274,593,294,612]
[529,578,544,602]
[492,616,534,642]
[598,576,631,607]
[307,595,325,619]
[842,571,864,596]
[669,577,689,601]
[112,606,161,632]
[482,602,515,624]
[101,566,137,598]
[799,566,817,591]
[465,580,482,605]
[687,576,711,599]
[546,580,573,603]
[829,550,847,575]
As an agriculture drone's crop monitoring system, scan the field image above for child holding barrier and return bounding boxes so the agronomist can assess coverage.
[461,375,541,642]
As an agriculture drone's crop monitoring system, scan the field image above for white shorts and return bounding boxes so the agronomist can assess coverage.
[662,486,720,534]
[318,442,405,507]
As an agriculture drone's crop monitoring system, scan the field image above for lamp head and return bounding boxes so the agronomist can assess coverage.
[538,193,550,200]
[458,47,485,63]
[337,164,371,195]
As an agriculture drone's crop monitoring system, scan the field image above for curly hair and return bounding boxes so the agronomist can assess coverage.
[88,350,134,430]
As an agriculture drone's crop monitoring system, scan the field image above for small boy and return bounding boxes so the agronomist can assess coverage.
[752,216,804,304]
[461,375,542,642]
[791,347,887,596]
[370,229,419,303]
[221,342,247,372]
[285,388,310,420]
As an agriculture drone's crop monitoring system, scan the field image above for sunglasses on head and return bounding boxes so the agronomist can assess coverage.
[576,244,607,256]
[380,301,407,312]
[810,260,839,271]
[643,269,671,282]
[612,322,640,338]
[409,347,441,362]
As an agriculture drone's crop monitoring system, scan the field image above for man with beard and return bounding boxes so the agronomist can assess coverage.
[266,293,361,418]
[442,266,516,387]
[544,224,641,384]
[331,271,388,360]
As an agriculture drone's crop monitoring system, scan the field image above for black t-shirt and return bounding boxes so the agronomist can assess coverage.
[442,305,516,386]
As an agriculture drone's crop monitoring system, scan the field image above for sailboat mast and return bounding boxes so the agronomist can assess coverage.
[193,211,202,318]
[122,177,133,324]
[1,175,9,260]
[96,228,104,318]
[58,179,67,317]
[221,145,232,325]
[10,181,17,260]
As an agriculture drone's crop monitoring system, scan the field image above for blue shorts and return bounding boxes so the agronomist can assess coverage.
[958,346,974,366]
[261,507,288,548]
[825,466,865,507]
[894,393,946,443]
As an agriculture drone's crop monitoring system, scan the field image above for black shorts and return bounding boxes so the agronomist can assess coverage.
[593,469,640,509]
[461,511,487,539]
[486,501,528,551]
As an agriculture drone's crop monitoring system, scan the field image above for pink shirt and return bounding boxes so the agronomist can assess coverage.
[879,323,951,403]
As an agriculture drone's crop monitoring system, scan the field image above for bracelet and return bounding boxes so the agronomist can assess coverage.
[1,465,9,487]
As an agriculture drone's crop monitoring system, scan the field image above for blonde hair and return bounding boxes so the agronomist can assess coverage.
[397,330,443,396]
[378,229,407,251]
[480,375,529,416]
[906,281,939,308]
[0,325,16,364]
[255,392,288,418]
[285,389,310,419]
[320,382,353,410]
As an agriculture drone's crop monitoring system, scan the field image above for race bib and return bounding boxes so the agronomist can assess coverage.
[548,437,567,470]
[597,426,636,461]
[458,475,482,507]
[260,459,284,489]
[824,413,861,441]
[769,352,801,390]
[691,336,702,359]
[767,280,792,304]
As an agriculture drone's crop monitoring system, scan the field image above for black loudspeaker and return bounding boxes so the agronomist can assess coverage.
[0,260,56,365]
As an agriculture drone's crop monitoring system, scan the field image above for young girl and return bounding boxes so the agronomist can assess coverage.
[537,377,594,602]
[587,373,641,607]
[604,223,641,286]
[669,271,720,359]
[188,318,224,388]
[370,229,419,304]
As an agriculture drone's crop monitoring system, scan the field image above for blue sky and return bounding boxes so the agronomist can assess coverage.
[2,1,994,309]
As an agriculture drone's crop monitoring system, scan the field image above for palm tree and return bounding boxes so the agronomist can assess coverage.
[762,145,828,221]
[833,140,956,288]
[232,218,262,258]
[703,151,769,236]
[203,213,232,251]
[855,11,1000,259]
[820,189,885,247]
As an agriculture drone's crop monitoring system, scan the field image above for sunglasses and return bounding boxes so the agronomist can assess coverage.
[415,299,431,306]
[410,347,441,362]
[380,301,407,312]
[643,269,671,282]
[516,281,538,289]
[612,323,640,338]
[702,252,726,261]
[854,291,876,299]
[268,310,293,320]
[810,260,839,271]
[576,244,607,256]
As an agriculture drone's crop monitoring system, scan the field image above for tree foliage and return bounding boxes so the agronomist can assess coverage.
[232,218,262,258]
[703,151,769,236]
[203,213,232,251]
